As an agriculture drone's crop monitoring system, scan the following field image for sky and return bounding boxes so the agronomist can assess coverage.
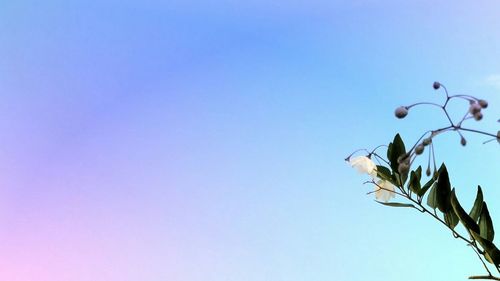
[0,1,499,280]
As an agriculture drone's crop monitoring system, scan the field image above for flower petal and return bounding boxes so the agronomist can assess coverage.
[349,156,376,175]
[375,180,396,202]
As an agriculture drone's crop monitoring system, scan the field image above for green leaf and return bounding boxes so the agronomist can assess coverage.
[444,209,459,229]
[376,165,392,181]
[376,201,415,208]
[469,186,484,223]
[436,164,451,213]
[470,231,500,265]
[387,134,406,173]
[450,189,480,234]
[417,177,435,197]
[408,166,422,193]
[479,202,495,242]
[427,183,438,209]
[391,173,402,187]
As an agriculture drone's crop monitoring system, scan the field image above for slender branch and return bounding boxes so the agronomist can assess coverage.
[405,195,474,246]
[470,244,493,277]
[380,167,495,277]
[441,84,450,99]
[371,152,391,166]
[407,102,444,109]
[449,94,479,101]
[442,106,455,126]
[458,127,499,139]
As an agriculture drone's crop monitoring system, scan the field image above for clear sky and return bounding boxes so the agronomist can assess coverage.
[0,1,499,280]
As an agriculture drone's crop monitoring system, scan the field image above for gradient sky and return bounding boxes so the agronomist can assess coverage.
[1,1,500,280]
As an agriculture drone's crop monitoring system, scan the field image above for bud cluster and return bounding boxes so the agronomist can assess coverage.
[469,100,488,121]
[393,81,495,149]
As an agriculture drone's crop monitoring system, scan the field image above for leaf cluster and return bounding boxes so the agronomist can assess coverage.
[377,134,499,267]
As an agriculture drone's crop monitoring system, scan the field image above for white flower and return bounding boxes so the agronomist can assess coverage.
[349,156,377,177]
[375,180,396,202]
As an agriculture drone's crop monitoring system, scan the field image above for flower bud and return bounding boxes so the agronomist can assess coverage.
[395,106,408,119]
[497,131,500,144]
[426,166,431,177]
[469,103,481,115]
[433,81,441,90]
[460,136,467,146]
[474,112,483,121]
[422,137,432,146]
[398,162,410,175]
[415,144,425,155]
[397,153,410,164]
[478,99,488,108]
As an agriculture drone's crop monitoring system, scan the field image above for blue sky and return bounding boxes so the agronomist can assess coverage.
[0,1,499,280]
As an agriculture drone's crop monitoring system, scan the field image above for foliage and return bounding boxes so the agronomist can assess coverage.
[347,82,500,280]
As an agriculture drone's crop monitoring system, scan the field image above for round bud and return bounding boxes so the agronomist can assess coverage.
[397,153,410,164]
[422,137,432,146]
[395,106,408,119]
[398,162,410,175]
[474,112,483,121]
[426,167,431,177]
[415,144,425,155]
[497,131,500,144]
[478,99,488,108]
[469,103,481,115]
[433,81,441,90]
[460,137,467,146]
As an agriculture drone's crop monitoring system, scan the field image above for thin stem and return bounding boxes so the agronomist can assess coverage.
[441,84,450,99]
[407,101,444,109]
[372,152,391,166]
[459,127,498,139]
[449,94,479,101]
[370,144,389,154]
[442,107,455,126]
[470,244,493,276]
[345,149,372,161]
[406,196,473,245]
[457,109,472,127]
[431,143,437,173]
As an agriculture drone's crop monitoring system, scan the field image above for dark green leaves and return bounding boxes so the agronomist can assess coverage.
[376,201,415,208]
[469,186,483,222]
[479,202,494,242]
[436,164,452,213]
[417,177,435,197]
[457,185,495,242]
[470,231,500,265]
[444,209,459,229]
[450,189,480,234]
[449,188,497,265]
[427,183,438,209]
[376,165,392,182]
[387,134,406,173]
[408,166,422,193]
